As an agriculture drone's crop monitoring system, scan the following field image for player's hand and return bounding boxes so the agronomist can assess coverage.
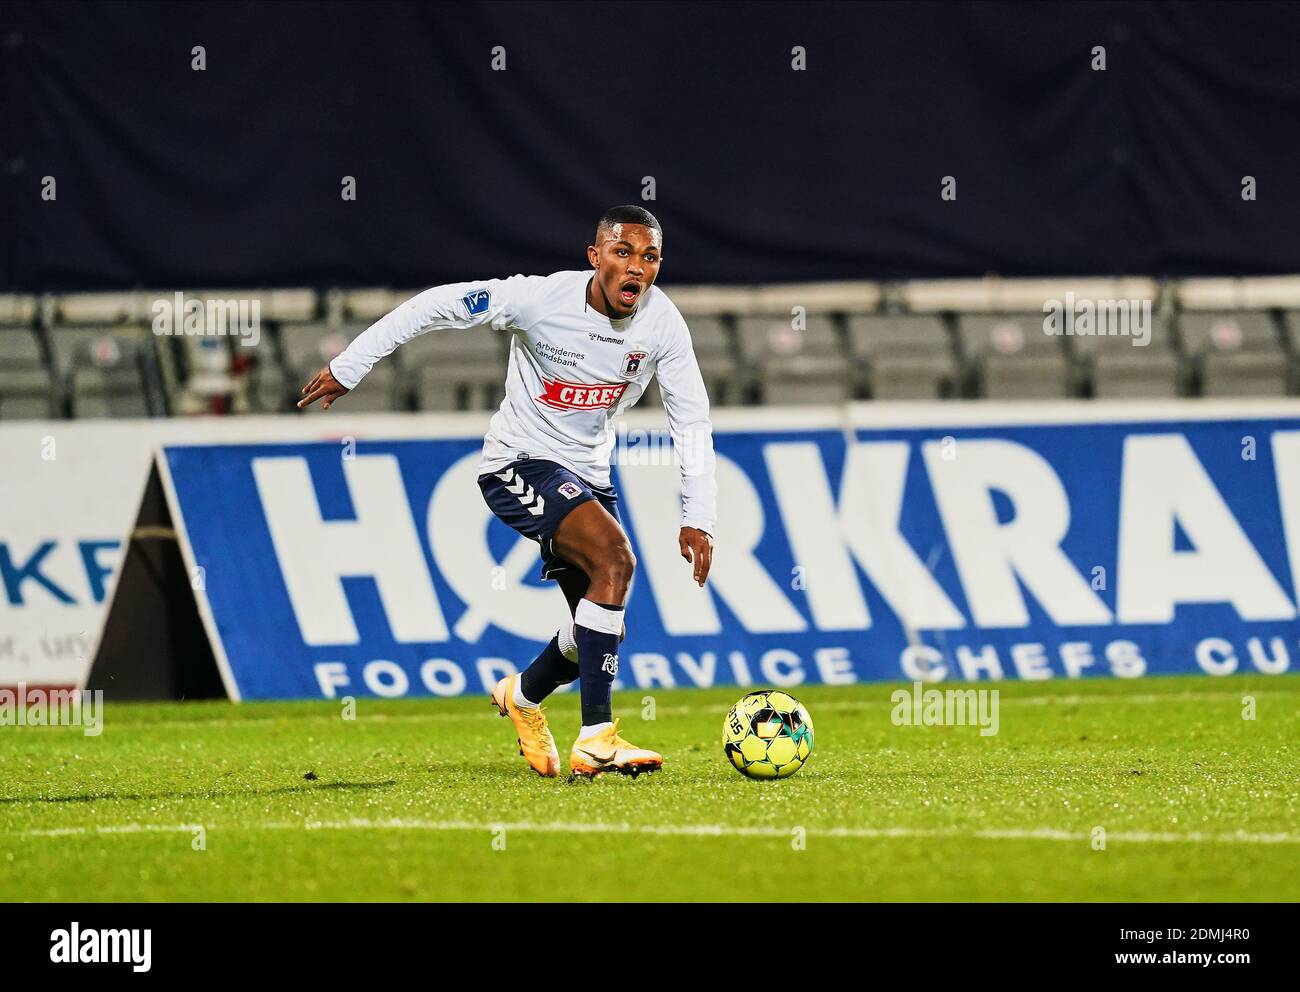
[679,527,713,587]
[297,365,349,410]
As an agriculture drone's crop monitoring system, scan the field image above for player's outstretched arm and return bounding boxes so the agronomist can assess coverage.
[297,365,350,410]
[311,276,533,406]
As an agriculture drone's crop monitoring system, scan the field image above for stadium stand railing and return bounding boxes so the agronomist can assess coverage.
[2,275,1299,418]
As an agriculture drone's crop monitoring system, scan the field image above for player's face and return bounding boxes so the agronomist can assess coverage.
[587,223,663,317]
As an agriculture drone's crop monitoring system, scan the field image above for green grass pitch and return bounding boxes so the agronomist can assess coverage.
[1,674,1296,902]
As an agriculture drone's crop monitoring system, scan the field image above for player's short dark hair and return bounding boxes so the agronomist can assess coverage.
[597,205,662,239]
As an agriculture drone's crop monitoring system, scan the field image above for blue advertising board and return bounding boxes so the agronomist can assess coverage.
[160,414,1300,699]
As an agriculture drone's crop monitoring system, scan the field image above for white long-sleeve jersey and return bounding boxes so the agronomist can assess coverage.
[329,270,718,535]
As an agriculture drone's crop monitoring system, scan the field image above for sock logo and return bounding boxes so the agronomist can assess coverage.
[601,652,619,676]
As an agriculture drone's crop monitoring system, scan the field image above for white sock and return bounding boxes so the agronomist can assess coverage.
[512,678,539,709]
[579,722,613,739]
[574,598,624,636]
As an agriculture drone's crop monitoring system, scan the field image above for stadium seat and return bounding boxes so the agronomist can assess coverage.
[982,355,1072,399]
[243,354,291,413]
[735,313,850,404]
[662,284,757,317]
[36,281,1300,414]
[1070,313,1181,398]
[0,326,56,419]
[59,294,186,414]
[637,332,739,408]
[904,277,1159,313]
[751,281,882,315]
[956,313,1071,398]
[1281,310,1300,393]
[412,363,498,411]
[130,289,304,414]
[279,321,351,373]
[1178,311,1279,353]
[1177,275,1300,311]
[402,326,506,411]
[1088,352,1182,398]
[261,288,317,323]
[0,294,39,326]
[281,321,401,412]
[759,359,851,404]
[343,288,402,322]
[683,315,743,405]
[0,369,56,418]
[847,315,956,399]
[58,292,148,325]
[1201,352,1289,396]
[49,325,160,418]
[1178,311,1287,396]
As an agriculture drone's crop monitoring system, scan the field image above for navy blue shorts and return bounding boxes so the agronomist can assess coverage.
[478,458,621,580]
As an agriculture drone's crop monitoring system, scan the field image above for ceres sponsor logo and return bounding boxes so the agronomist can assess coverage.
[535,376,628,410]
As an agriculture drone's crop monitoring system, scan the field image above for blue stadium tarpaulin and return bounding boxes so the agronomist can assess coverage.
[6,1,1300,290]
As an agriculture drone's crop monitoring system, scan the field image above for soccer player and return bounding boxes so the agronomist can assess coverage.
[298,205,716,778]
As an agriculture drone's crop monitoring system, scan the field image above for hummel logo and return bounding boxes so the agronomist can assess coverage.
[496,468,547,516]
[506,480,544,517]
[601,652,618,676]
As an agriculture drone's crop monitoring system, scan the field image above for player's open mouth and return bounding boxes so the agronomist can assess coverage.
[618,282,640,305]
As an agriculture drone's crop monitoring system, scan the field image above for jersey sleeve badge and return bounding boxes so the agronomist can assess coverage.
[463,288,492,316]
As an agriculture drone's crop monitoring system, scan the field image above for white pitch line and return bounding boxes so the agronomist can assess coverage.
[14,818,1300,845]
[19,822,207,838]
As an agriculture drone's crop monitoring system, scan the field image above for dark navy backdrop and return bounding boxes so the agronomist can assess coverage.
[6,1,1300,289]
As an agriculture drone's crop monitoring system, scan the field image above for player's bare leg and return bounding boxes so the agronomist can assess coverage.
[551,501,662,776]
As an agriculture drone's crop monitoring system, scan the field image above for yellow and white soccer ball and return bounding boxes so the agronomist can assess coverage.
[723,690,814,779]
